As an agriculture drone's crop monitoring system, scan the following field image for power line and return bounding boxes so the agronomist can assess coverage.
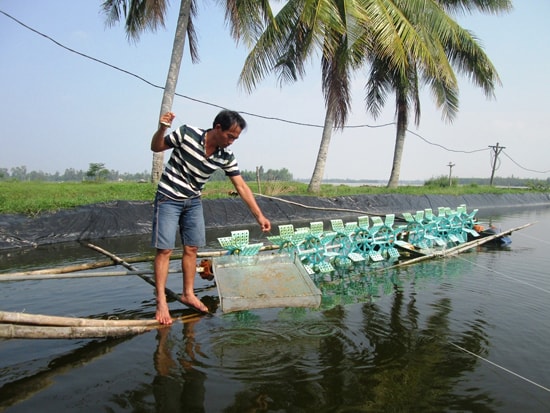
[1,9,549,176]
[0,9,506,153]
[0,9,369,130]
[502,150,550,174]
[1,8,398,131]
[407,130,488,154]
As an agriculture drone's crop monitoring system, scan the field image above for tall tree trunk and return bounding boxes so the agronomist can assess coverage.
[151,0,192,183]
[308,107,335,193]
[387,127,406,188]
[387,98,408,188]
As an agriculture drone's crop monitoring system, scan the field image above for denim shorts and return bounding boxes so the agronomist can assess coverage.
[151,193,206,250]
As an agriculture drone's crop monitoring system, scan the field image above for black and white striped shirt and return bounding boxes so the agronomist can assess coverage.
[157,124,240,200]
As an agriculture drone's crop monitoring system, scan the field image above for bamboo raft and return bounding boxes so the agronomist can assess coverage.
[0,204,532,339]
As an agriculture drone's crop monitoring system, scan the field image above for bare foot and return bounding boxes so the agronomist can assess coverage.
[181,294,209,313]
[156,301,173,325]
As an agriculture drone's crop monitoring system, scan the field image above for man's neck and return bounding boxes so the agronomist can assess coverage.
[204,130,217,157]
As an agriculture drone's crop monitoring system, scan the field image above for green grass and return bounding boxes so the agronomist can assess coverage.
[0,181,156,216]
[0,180,540,216]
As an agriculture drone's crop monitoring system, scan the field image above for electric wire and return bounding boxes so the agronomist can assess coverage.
[0,10,540,163]
[406,129,489,154]
[1,9,549,175]
[489,149,501,171]
[502,151,550,174]
[0,9,388,130]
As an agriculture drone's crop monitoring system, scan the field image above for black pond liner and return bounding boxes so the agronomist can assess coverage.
[1,193,549,250]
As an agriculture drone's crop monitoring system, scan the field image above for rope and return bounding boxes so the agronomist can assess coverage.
[253,193,374,215]
[456,255,550,294]
[446,235,550,393]
[516,231,550,246]
[448,341,550,393]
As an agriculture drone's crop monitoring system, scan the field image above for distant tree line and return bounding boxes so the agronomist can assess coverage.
[2,164,546,189]
[0,165,151,182]
[0,165,294,183]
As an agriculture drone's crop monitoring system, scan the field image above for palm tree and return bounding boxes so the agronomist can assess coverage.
[366,0,512,188]
[101,0,274,182]
[239,0,468,193]
[102,0,196,182]
[238,0,354,192]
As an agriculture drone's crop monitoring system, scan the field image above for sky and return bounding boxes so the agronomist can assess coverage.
[1,0,549,182]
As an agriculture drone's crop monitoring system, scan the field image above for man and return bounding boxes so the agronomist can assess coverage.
[151,110,271,324]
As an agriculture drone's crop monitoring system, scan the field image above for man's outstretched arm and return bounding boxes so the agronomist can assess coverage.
[229,175,271,232]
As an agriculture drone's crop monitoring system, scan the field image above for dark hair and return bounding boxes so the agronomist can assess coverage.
[213,110,247,131]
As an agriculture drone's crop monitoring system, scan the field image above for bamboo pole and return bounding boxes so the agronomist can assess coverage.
[386,222,533,270]
[84,243,181,299]
[0,323,154,339]
[19,260,119,274]
[2,245,279,278]
[0,311,156,327]
[442,222,533,256]
[1,252,172,277]
[0,310,203,327]
[3,256,159,276]
[83,242,210,315]
[0,269,180,282]
[0,310,204,339]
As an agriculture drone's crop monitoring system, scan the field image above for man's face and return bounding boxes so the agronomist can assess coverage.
[214,124,241,148]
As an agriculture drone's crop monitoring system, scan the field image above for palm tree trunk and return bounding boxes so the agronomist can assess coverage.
[308,107,335,193]
[151,0,192,183]
[387,126,406,188]
[387,98,408,188]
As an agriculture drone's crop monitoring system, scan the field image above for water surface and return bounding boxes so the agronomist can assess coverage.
[1,207,549,412]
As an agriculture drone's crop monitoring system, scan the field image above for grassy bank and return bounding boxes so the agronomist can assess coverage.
[0,180,539,216]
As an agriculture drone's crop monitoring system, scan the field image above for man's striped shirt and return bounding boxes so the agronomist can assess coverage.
[157,124,240,200]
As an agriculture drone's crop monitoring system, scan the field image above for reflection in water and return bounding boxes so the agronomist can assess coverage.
[153,322,206,413]
[146,266,498,412]
[0,258,499,412]
[360,292,495,412]
[0,336,132,410]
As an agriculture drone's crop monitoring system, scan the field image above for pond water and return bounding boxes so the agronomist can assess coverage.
[0,206,549,412]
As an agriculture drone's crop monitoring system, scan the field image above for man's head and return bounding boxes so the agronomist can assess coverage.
[210,110,246,148]
[213,110,246,131]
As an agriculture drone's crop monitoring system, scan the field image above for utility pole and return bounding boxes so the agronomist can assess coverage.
[447,162,455,186]
[488,142,505,186]
[256,166,262,195]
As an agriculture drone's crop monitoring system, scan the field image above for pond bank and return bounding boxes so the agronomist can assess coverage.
[1,192,549,250]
